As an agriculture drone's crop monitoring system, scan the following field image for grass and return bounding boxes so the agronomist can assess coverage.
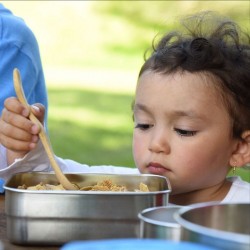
[4,1,249,71]
[48,87,135,168]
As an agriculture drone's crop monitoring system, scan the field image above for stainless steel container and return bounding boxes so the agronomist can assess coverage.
[4,172,171,245]
[175,202,250,250]
[138,206,182,241]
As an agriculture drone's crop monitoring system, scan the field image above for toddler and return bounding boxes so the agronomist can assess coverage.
[0,11,249,205]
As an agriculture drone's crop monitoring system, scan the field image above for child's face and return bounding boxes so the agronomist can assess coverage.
[132,70,238,195]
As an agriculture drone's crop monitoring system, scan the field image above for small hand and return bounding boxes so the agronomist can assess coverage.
[0,97,45,163]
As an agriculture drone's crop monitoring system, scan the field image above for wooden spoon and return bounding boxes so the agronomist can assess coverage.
[13,68,78,190]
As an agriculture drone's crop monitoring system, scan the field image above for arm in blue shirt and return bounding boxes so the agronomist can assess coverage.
[0,3,48,126]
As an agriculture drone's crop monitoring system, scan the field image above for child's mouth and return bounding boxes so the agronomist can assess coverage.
[147,162,170,175]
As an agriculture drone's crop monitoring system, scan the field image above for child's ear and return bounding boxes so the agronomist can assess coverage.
[229,131,250,167]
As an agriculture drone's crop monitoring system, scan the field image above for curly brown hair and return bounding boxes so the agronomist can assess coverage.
[138,11,250,139]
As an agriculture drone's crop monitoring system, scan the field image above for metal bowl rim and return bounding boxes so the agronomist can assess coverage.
[138,205,182,228]
[4,172,172,194]
[174,201,250,243]
[4,186,171,195]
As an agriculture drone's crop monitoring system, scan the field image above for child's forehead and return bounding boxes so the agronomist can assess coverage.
[137,70,221,90]
[134,70,232,125]
[135,69,226,107]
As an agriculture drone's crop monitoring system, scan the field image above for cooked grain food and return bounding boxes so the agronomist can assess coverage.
[18,179,150,192]
[18,183,65,190]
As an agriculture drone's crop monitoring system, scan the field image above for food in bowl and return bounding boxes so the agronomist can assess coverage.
[17,179,150,192]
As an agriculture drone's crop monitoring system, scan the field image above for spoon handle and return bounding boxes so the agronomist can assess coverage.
[13,68,78,190]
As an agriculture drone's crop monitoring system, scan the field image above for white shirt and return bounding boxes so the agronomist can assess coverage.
[222,176,250,203]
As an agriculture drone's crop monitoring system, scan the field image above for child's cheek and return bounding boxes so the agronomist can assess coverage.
[132,140,140,164]
[132,135,146,172]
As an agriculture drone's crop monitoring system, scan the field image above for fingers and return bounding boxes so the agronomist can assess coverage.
[0,97,45,153]
[0,113,39,151]
[0,132,38,151]
[31,103,45,124]
[2,100,40,135]
[4,97,29,117]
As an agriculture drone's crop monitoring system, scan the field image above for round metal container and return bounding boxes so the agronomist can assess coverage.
[175,202,250,250]
[138,206,183,241]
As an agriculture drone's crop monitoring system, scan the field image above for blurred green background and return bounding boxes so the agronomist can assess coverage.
[3,1,249,181]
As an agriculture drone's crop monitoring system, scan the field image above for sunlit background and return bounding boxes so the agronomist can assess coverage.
[3,1,249,180]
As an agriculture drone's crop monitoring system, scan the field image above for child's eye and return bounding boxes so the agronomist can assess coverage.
[135,123,152,130]
[174,128,197,137]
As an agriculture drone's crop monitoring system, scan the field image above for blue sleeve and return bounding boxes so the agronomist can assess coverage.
[0,11,48,127]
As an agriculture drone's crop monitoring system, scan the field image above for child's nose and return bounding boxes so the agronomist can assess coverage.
[148,128,170,154]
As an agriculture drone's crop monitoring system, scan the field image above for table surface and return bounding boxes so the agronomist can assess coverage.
[0,194,59,250]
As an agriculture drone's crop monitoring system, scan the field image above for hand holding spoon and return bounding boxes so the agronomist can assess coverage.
[13,68,78,190]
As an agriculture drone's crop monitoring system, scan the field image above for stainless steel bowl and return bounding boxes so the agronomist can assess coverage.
[4,172,171,245]
[138,206,182,241]
[175,202,250,250]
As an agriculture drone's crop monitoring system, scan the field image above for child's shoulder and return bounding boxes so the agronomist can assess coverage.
[223,176,250,203]
[228,176,250,188]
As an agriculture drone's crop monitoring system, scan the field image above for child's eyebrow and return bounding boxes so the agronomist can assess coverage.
[133,103,150,114]
[133,103,203,120]
[171,110,201,119]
